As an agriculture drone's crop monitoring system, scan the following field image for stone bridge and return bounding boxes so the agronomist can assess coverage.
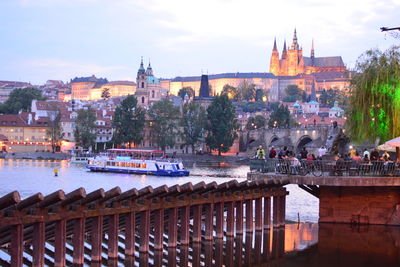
[241,126,329,153]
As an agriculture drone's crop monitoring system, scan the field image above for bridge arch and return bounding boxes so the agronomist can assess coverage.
[268,135,279,147]
[296,135,313,152]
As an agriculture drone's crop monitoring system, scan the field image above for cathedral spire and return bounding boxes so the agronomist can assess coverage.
[137,57,145,75]
[282,39,287,59]
[311,39,315,57]
[291,28,299,50]
[273,37,277,51]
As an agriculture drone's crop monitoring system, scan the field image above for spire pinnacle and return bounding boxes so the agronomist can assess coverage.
[273,37,277,51]
[292,28,299,50]
[311,39,315,64]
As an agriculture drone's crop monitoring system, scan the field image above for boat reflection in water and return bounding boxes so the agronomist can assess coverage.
[114,222,400,267]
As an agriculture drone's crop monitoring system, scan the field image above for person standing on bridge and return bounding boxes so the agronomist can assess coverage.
[256,145,265,159]
[300,147,308,159]
[269,146,277,158]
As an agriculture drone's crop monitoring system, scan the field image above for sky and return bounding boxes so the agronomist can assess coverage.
[0,0,399,84]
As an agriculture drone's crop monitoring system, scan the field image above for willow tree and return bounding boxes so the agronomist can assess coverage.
[347,46,400,143]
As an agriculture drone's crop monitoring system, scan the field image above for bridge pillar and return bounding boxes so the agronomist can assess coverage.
[319,186,400,225]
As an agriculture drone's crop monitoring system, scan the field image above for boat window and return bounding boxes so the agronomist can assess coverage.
[111,162,116,166]
[126,163,130,167]
[116,162,120,167]
[175,164,180,170]
[106,162,110,166]
[121,162,125,167]
[141,163,146,168]
[135,163,140,168]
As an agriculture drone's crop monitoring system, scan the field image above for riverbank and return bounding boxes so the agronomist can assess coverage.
[0,152,71,160]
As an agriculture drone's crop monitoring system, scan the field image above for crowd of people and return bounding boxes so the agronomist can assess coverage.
[255,145,396,164]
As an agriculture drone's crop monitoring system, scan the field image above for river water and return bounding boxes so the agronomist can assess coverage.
[0,159,399,266]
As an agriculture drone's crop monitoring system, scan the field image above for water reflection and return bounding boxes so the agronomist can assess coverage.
[111,223,400,267]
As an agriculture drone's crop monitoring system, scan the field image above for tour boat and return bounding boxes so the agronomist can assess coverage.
[86,149,190,176]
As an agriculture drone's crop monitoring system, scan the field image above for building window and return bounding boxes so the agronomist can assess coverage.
[152,90,155,98]
[141,82,144,88]
[142,97,145,104]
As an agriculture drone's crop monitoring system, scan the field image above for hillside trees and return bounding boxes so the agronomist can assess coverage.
[112,95,145,148]
[74,108,97,149]
[206,95,239,155]
[148,99,180,151]
[46,112,63,152]
[0,88,46,114]
[180,101,207,153]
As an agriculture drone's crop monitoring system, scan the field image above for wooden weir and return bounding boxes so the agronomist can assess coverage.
[0,179,288,266]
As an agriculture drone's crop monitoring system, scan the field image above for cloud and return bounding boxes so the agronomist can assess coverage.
[16,59,132,83]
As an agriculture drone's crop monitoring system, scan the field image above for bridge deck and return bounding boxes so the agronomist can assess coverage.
[248,172,400,186]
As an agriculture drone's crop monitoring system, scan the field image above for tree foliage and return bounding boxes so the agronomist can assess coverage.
[267,103,295,128]
[0,88,46,114]
[319,89,348,107]
[206,95,239,155]
[347,46,400,143]
[112,96,145,148]
[221,84,239,100]
[148,99,180,151]
[246,115,266,130]
[74,108,97,149]
[235,101,267,113]
[101,88,111,100]
[46,112,63,152]
[238,80,256,101]
[283,85,305,102]
[178,87,195,99]
[180,101,207,153]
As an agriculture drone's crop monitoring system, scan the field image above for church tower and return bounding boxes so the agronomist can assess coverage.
[137,58,147,90]
[269,38,280,75]
[286,28,304,76]
[146,61,153,76]
[135,57,149,107]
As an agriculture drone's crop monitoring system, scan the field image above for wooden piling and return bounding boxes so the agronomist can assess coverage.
[255,198,263,231]
[168,207,178,247]
[215,202,224,239]
[90,216,103,262]
[264,197,271,228]
[139,210,150,253]
[226,201,234,237]
[54,219,66,266]
[245,199,253,232]
[10,224,23,267]
[180,205,190,245]
[33,221,45,267]
[236,201,244,234]
[204,203,214,241]
[192,205,202,243]
[72,218,85,265]
[154,209,164,250]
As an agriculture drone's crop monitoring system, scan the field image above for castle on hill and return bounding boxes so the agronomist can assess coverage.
[269,29,346,76]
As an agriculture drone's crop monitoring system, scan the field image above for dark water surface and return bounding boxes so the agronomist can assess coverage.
[1,160,399,266]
